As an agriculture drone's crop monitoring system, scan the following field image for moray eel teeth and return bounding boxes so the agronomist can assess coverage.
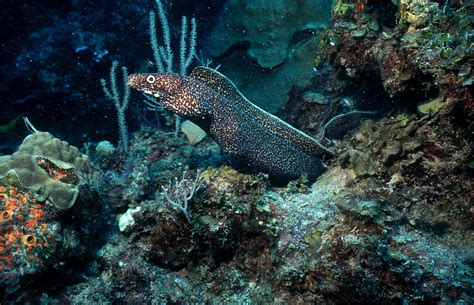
[128,67,333,182]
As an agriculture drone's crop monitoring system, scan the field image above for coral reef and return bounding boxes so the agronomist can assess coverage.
[0,132,92,209]
[20,118,468,303]
[2,117,471,303]
[331,0,472,109]
[0,0,472,304]
[0,133,106,300]
[209,0,332,68]
[207,0,334,112]
[0,181,57,286]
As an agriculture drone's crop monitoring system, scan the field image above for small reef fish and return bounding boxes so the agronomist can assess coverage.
[128,67,333,182]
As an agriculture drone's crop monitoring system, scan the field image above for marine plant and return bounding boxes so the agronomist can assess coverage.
[161,170,203,224]
[148,0,198,136]
[100,61,130,154]
[149,0,196,75]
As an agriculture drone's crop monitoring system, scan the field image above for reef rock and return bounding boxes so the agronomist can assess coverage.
[208,0,333,112]
[209,0,332,68]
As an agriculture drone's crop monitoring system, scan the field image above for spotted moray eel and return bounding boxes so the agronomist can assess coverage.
[128,67,333,182]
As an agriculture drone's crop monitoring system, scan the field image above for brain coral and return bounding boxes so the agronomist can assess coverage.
[0,132,93,209]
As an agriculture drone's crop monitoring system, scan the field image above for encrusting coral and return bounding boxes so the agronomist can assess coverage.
[0,131,108,299]
[0,181,52,273]
[0,132,93,209]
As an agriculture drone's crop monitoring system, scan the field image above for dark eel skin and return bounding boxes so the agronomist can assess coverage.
[128,67,333,182]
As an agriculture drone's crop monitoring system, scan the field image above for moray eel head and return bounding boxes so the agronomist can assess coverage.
[128,73,209,119]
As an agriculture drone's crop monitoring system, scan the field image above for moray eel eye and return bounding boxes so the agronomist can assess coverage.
[146,75,156,84]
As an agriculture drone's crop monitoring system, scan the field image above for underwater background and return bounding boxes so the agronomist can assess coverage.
[0,0,473,303]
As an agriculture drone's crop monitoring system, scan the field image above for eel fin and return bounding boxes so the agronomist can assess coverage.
[191,67,333,158]
[191,67,243,104]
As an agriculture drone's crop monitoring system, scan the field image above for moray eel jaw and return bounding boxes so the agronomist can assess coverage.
[128,73,210,119]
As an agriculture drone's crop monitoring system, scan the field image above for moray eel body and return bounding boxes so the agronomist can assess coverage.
[128,67,333,182]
